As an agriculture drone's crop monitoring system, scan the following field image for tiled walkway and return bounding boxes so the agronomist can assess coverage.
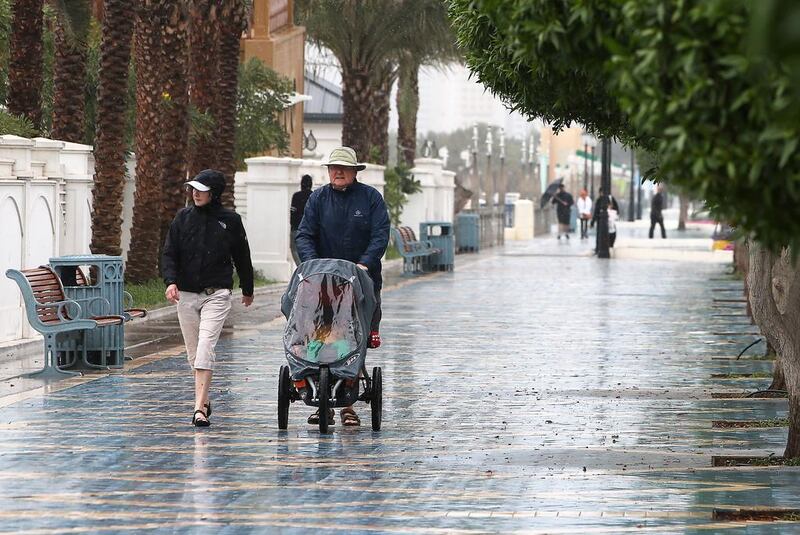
[0,231,796,533]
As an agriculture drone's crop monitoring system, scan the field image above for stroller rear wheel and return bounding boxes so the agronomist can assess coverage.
[278,365,290,429]
[371,366,382,431]
[318,367,331,434]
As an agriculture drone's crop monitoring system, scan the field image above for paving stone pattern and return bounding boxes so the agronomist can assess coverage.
[0,236,797,533]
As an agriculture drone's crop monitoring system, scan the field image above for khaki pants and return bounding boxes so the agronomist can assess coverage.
[177,289,232,370]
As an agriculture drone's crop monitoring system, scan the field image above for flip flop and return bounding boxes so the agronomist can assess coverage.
[205,401,211,417]
[192,409,210,427]
[307,409,335,425]
[340,407,361,426]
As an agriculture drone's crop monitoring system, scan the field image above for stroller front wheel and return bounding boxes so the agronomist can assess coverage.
[318,367,331,434]
[371,366,382,431]
[278,365,290,430]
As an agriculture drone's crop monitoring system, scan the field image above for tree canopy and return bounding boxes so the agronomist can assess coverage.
[449,0,800,251]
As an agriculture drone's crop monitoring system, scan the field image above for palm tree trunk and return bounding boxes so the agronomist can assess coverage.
[188,0,219,178]
[90,0,135,257]
[341,67,373,162]
[396,54,419,168]
[52,19,87,143]
[367,64,394,165]
[159,1,190,249]
[7,0,44,130]
[126,1,164,283]
[214,0,247,208]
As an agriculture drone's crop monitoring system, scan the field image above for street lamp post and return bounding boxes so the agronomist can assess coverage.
[581,133,593,191]
[521,137,528,199]
[472,123,479,209]
[529,133,536,200]
[637,169,643,220]
[485,127,493,208]
[597,138,612,259]
[499,127,506,208]
[628,150,636,222]
[586,136,597,200]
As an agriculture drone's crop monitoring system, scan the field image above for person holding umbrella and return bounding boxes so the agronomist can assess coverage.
[551,183,574,240]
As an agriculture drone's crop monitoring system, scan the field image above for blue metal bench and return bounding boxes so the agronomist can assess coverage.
[391,226,440,274]
[6,266,126,380]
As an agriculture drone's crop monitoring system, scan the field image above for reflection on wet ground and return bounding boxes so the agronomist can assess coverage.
[0,234,796,533]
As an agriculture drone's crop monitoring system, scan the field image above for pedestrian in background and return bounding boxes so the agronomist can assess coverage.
[290,174,313,265]
[551,183,574,240]
[608,205,618,248]
[591,187,620,254]
[162,169,255,427]
[649,184,667,239]
[576,188,592,239]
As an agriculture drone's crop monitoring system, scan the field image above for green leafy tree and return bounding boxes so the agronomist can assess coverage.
[449,0,799,251]
[0,109,36,136]
[235,58,292,167]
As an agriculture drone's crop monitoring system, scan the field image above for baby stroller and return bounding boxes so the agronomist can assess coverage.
[278,258,383,433]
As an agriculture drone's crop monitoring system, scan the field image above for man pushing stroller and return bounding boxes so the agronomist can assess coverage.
[295,146,390,426]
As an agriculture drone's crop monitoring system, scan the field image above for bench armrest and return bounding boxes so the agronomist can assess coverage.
[123,290,135,310]
[36,299,84,322]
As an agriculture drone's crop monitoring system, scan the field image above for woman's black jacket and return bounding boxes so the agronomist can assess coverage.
[162,203,254,296]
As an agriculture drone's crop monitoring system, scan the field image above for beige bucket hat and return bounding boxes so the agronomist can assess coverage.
[321,146,366,171]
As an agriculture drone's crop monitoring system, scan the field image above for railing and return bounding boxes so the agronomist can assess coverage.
[478,207,505,249]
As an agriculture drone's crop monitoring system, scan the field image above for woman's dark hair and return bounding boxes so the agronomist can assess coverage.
[301,174,313,190]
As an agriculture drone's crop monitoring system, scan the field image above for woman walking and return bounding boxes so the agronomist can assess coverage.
[162,169,254,427]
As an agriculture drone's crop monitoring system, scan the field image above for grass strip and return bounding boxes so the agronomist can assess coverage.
[126,271,275,310]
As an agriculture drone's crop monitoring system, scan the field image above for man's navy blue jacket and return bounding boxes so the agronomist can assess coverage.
[295,180,390,289]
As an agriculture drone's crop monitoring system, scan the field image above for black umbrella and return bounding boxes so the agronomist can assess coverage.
[539,178,564,209]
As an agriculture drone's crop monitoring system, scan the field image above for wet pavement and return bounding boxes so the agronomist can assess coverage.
[0,223,797,533]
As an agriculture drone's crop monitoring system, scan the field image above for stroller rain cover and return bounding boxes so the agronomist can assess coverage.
[281,258,376,380]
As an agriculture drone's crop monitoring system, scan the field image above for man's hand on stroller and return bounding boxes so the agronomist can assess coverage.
[357,263,369,271]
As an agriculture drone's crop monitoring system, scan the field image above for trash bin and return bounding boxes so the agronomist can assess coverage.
[419,221,455,271]
[50,254,126,369]
[455,212,480,252]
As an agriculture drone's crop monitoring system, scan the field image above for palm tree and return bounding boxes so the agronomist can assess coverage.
[187,0,219,177]
[297,0,410,162]
[214,0,247,208]
[126,0,164,283]
[159,1,190,247]
[7,0,44,130]
[90,0,135,257]
[299,0,459,165]
[395,0,459,167]
[51,1,92,143]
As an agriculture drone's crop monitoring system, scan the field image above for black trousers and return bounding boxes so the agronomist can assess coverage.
[580,218,589,238]
[649,215,666,238]
[371,288,382,332]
